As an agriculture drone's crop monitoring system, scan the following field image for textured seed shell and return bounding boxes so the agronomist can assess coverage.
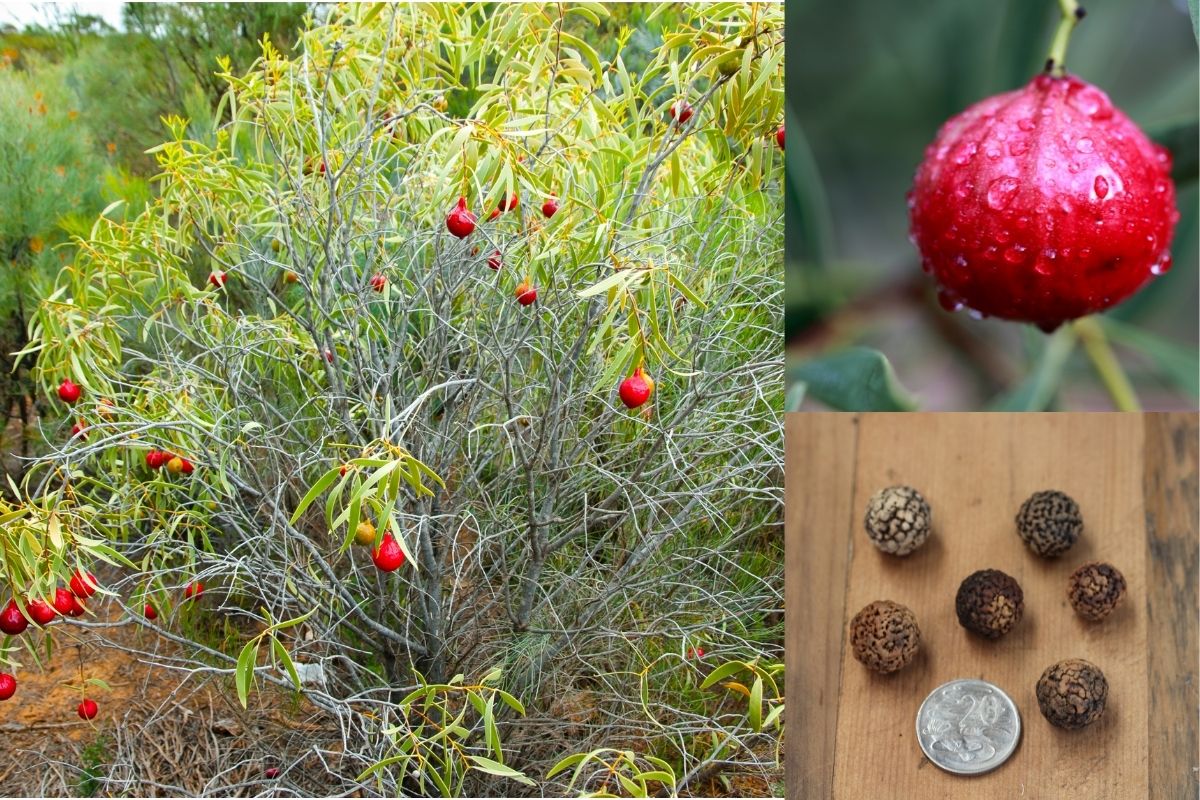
[955,569,1024,639]
[864,485,931,556]
[1068,561,1126,622]
[1036,658,1108,729]
[1016,490,1082,557]
[849,600,921,674]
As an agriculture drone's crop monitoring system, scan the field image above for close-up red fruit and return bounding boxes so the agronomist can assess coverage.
[323,348,335,363]
[26,598,57,626]
[58,379,81,404]
[669,99,694,125]
[541,195,559,218]
[487,250,502,271]
[183,581,204,600]
[776,124,784,150]
[339,464,347,477]
[0,674,15,701]
[686,646,705,660]
[70,570,99,599]
[0,600,29,635]
[446,196,477,238]
[264,767,281,779]
[144,603,158,620]
[908,73,1178,332]
[180,458,194,475]
[77,698,98,720]
[208,271,227,288]
[70,420,87,439]
[369,273,387,292]
[515,281,537,306]
[371,531,406,572]
[146,449,165,469]
[618,367,654,409]
[498,193,519,213]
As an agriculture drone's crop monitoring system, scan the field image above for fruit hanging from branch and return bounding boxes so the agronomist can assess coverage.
[70,420,87,440]
[0,674,15,701]
[515,280,537,306]
[0,600,30,635]
[446,196,477,239]
[143,604,157,620]
[354,520,377,547]
[77,698,99,720]
[541,195,559,218]
[208,271,227,289]
[619,367,655,409]
[53,587,82,616]
[776,125,784,150]
[57,379,81,405]
[669,99,694,126]
[145,449,167,469]
[371,531,406,572]
[369,273,387,292]
[26,598,56,626]
[69,570,98,599]
[183,581,204,600]
[487,250,502,271]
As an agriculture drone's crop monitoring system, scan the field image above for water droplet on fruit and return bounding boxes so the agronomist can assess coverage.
[1057,196,1073,214]
[986,177,1019,210]
[1154,145,1173,170]
[1079,247,1092,260]
[985,145,1002,159]
[1008,138,1030,156]
[908,232,919,247]
[1093,175,1110,199]
[954,179,974,199]
[995,228,1011,244]
[1067,162,1081,174]
[1067,83,1114,120]
[1003,245,1027,264]
[1044,158,1056,169]
[906,190,916,209]
[953,254,968,269]
[1150,252,1173,275]
[1075,137,1094,154]
[1017,118,1035,132]
[1145,233,1157,251]
[1016,215,1030,228]
[1043,248,1057,260]
[967,308,987,320]
[920,257,933,274]
[952,142,978,165]
[1153,179,1168,195]
[937,288,964,312]
[1034,260,1052,276]
[936,145,950,162]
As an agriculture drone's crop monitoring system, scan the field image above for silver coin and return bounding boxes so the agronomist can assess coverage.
[915,678,1021,776]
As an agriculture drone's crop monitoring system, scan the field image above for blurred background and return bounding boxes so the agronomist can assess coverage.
[786,0,1198,410]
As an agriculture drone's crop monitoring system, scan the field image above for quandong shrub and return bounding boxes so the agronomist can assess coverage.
[9,3,783,794]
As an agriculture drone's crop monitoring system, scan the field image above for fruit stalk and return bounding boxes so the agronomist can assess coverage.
[1045,0,1085,77]
[1072,317,1140,411]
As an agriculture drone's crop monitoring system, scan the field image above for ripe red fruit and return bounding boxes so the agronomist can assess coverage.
[339,465,347,477]
[146,449,167,469]
[446,196,477,239]
[27,598,56,626]
[487,250,502,271]
[0,600,29,635]
[686,646,705,659]
[58,379,81,404]
[208,271,226,288]
[180,458,194,475]
[77,698,98,720]
[143,604,157,620]
[264,767,281,779]
[70,420,87,440]
[369,273,387,292]
[909,73,1179,331]
[0,674,15,701]
[618,367,654,409]
[53,587,82,616]
[184,581,204,600]
[70,570,98,599]
[776,124,784,150]
[323,348,334,363]
[515,281,537,306]
[669,99,694,126]
[371,531,406,572]
[541,195,559,218]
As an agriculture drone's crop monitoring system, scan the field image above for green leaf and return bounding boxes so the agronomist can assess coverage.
[271,637,302,690]
[467,756,536,786]
[789,347,918,411]
[1100,317,1200,399]
[748,676,763,732]
[235,638,259,709]
[289,467,341,524]
[699,660,750,690]
[1147,119,1199,184]
[1189,0,1199,44]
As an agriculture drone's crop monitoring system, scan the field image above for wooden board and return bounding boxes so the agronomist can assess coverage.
[785,413,1198,800]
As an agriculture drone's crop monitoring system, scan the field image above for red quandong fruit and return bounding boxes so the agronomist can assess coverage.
[515,281,537,306]
[618,367,655,410]
[70,570,98,599]
[78,698,98,720]
[27,598,57,626]
[776,125,784,150]
[541,195,559,218]
[58,379,81,404]
[369,273,387,292]
[908,74,1178,332]
[371,532,406,572]
[146,449,167,469]
[0,600,29,636]
[446,197,477,239]
[487,250,502,271]
[0,673,15,701]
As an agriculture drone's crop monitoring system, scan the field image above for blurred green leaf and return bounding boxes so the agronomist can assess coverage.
[1100,317,1200,399]
[988,325,1076,411]
[1148,119,1199,184]
[786,119,834,269]
[1189,0,1199,43]
[789,347,918,411]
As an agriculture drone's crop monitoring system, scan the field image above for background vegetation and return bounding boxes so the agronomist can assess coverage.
[1,3,784,797]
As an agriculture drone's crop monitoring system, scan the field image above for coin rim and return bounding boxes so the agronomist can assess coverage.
[915,678,1022,776]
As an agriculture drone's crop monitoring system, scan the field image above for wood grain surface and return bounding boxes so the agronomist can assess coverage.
[785,413,1199,800]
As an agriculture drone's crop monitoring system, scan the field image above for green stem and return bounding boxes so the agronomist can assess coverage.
[1073,317,1141,411]
[1045,0,1085,77]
